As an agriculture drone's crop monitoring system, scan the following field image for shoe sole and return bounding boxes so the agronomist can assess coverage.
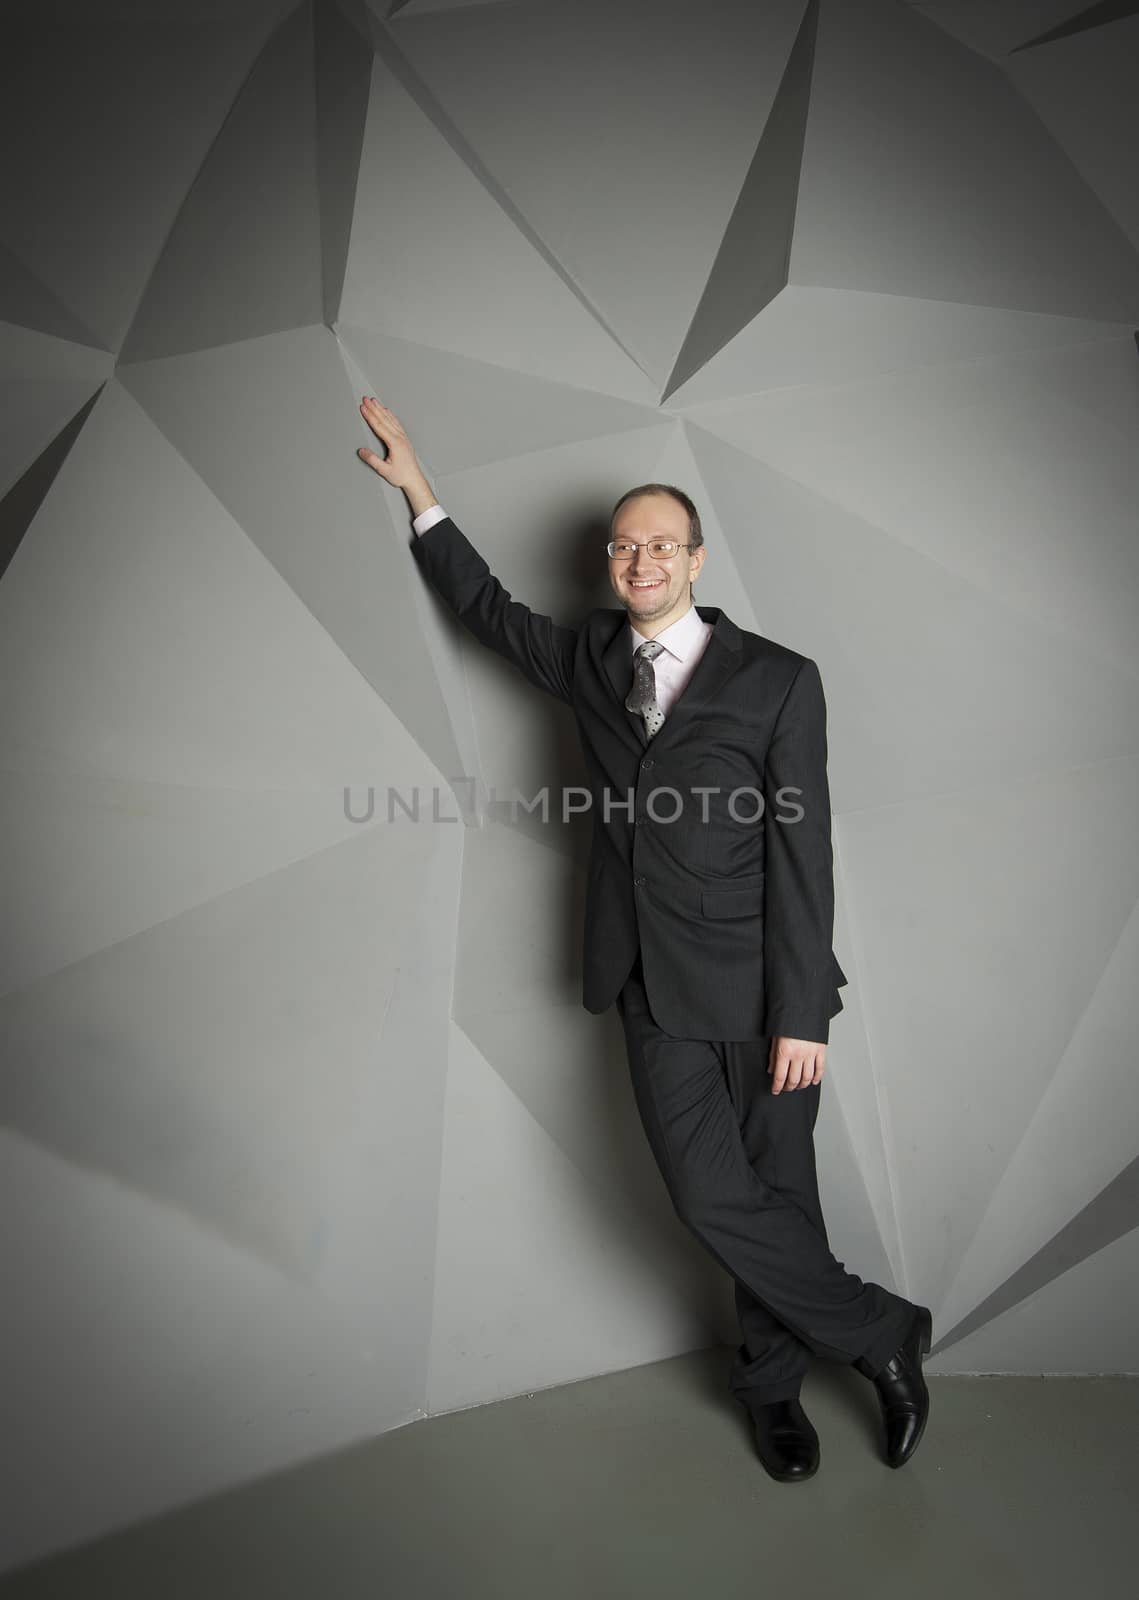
[758,1455,820,1484]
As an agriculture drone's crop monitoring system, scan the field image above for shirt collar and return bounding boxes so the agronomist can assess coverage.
[628,602,705,663]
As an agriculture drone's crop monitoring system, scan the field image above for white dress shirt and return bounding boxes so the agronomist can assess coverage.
[412,502,713,717]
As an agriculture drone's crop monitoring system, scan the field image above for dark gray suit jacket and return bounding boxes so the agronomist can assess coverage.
[411,514,848,1042]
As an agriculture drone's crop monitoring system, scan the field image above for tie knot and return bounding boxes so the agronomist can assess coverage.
[635,639,664,661]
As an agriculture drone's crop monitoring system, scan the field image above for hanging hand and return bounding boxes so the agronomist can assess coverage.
[768,1037,826,1093]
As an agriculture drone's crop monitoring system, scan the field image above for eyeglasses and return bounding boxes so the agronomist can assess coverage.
[607,540,693,559]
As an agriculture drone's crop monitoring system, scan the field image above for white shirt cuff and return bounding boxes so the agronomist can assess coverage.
[412,503,448,536]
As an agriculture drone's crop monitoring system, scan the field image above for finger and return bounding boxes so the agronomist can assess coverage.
[771,1053,789,1094]
[360,402,393,442]
[786,1058,804,1091]
[362,397,406,438]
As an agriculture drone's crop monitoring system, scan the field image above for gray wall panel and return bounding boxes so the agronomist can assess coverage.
[1,0,1136,1567]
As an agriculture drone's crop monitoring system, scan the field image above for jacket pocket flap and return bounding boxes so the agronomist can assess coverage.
[700,880,764,919]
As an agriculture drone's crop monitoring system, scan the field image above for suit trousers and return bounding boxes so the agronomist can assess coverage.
[616,947,914,1408]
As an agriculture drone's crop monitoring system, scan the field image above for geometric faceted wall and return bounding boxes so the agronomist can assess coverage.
[2,0,1138,1572]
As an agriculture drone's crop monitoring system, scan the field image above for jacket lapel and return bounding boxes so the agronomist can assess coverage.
[600,605,744,751]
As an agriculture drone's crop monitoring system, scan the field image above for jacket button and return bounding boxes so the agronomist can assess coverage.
[641,757,654,769]
[633,875,646,887]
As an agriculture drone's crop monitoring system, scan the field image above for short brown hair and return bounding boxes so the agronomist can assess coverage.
[609,483,704,550]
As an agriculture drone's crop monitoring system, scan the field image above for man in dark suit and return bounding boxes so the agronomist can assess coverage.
[357,396,932,1482]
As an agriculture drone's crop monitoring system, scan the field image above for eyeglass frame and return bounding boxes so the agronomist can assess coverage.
[606,539,696,560]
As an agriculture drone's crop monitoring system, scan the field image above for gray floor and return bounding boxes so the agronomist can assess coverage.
[3,1350,1135,1600]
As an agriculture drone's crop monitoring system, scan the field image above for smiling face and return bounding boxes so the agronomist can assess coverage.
[607,491,707,636]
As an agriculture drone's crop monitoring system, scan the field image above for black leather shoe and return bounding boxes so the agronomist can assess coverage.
[870,1305,933,1468]
[747,1397,820,1482]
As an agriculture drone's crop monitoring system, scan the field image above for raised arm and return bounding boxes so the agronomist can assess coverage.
[357,396,576,704]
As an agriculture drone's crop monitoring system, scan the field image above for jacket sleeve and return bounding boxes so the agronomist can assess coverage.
[409,514,577,705]
[762,657,847,1044]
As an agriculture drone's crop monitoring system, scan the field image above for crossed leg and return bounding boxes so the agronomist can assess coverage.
[617,955,913,1408]
[721,1036,831,1406]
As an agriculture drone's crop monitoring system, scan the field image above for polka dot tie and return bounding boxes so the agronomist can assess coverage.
[625,638,666,739]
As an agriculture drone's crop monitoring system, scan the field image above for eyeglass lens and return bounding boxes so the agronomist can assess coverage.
[610,541,680,558]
